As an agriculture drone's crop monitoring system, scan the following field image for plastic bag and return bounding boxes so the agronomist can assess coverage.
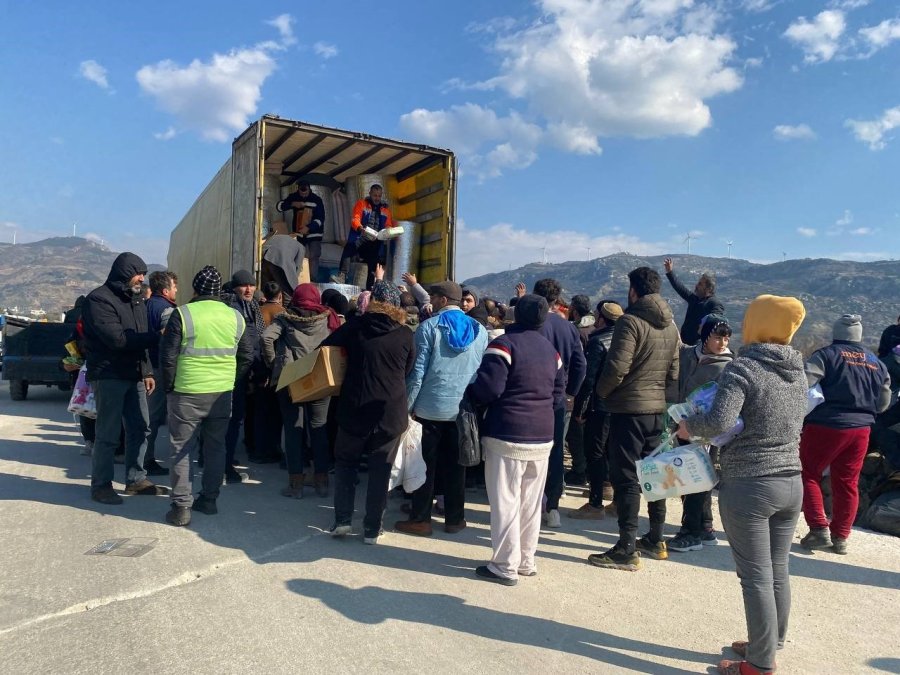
[668,381,743,446]
[67,366,96,419]
[390,417,426,492]
[806,384,825,416]
[456,393,481,467]
[637,442,717,501]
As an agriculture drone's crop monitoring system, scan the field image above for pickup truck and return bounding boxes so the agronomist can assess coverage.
[1,316,71,400]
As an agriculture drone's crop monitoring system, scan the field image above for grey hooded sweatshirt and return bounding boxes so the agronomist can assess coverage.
[686,343,807,479]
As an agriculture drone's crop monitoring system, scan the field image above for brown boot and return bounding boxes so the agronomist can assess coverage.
[314,473,329,498]
[394,520,433,537]
[281,474,304,499]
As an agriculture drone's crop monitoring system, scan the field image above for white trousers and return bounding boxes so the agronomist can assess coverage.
[485,450,550,580]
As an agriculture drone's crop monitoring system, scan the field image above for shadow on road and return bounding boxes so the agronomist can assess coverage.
[286,577,715,673]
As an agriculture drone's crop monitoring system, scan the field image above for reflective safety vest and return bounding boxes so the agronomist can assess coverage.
[174,300,245,394]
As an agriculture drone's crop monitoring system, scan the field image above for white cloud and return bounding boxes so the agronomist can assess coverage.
[265,14,296,46]
[456,220,667,280]
[859,19,900,53]
[79,59,109,89]
[845,105,900,150]
[773,123,816,141]
[742,0,779,11]
[137,48,276,142]
[400,103,543,180]
[836,209,854,227]
[796,227,818,237]
[401,0,742,179]
[744,57,764,68]
[153,127,177,141]
[849,227,873,235]
[784,10,846,63]
[313,42,339,59]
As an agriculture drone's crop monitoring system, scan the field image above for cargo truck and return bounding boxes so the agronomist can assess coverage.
[168,115,457,289]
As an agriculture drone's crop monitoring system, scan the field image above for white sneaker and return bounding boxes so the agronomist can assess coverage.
[81,440,93,456]
[546,509,561,528]
[330,523,352,537]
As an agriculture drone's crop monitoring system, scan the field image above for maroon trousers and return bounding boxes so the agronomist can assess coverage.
[800,422,869,540]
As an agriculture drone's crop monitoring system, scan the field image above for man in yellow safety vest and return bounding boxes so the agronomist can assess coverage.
[159,266,254,526]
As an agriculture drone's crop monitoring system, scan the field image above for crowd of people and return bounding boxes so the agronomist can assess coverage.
[67,251,899,675]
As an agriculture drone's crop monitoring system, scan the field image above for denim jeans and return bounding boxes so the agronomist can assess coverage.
[90,378,149,489]
[719,474,802,672]
[544,406,571,511]
[277,389,331,474]
[145,365,167,464]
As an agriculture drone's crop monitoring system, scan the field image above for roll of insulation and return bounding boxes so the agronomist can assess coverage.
[315,283,362,301]
[344,174,389,211]
[388,220,419,284]
[309,184,334,241]
[263,174,283,225]
[331,188,351,244]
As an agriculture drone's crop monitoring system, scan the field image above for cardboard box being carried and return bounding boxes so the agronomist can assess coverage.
[275,346,347,403]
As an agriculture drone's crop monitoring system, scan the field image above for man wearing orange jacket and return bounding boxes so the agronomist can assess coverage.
[340,184,394,289]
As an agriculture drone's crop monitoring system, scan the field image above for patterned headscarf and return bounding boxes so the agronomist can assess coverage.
[371,280,402,308]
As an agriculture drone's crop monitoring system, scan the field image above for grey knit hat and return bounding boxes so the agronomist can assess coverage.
[833,314,863,343]
[192,266,222,297]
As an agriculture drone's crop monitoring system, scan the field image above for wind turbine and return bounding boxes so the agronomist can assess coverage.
[726,241,733,259]
[72,221,78,237]
[586,246,592,260]
[541,246,548,264]
[684,233,697,255]
[782,251,787,263]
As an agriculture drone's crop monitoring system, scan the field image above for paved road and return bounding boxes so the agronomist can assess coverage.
[1,381,898,674]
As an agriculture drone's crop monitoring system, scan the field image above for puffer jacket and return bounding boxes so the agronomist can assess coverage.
[594,294,679,415]
[406,306,488,421]
[261,308,332,384]
[686,343,808,479]
[82,252,157,382]
[666,343,734,403]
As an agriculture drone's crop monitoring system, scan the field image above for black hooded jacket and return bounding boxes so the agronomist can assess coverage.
[320,302,415,439]
[82,252,157,381]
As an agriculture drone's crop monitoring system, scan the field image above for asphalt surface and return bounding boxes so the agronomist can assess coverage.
[1,381,898,674]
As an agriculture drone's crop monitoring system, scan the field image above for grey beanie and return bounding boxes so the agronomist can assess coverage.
[514,294,549,330]
[833,314,863,343]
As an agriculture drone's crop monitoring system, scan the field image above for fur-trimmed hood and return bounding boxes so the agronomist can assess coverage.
[367,300,407,325]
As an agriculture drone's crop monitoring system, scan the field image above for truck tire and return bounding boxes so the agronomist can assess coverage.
[10,379,28,400]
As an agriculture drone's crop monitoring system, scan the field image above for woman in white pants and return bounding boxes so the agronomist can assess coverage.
[467,295,565,586]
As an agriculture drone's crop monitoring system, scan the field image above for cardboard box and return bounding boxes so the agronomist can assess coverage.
[276,346,346,403]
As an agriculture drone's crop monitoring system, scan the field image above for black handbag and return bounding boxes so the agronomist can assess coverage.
[456,391,481,467]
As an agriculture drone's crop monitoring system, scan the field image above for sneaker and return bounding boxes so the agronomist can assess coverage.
[144,460,169,476]
[564,470,587,486]
[831,537,848,555]
[192,496,217,515]
[701,528,719,546]
[517,568,537,577]
[475,565,518,586]
[568,503,605,520]
[636,535,668,560]
[81,440,93,456]
[363,529,384,545]
[545,509,561,528]
[166,504,191,527]
[330,522,352,537]
[668,533,703,552]
[718,658,773,675]
[587,545,641,571]
[91,485,123,505]
[224,468,247,484]
[123,479,167,496]
[800,527,832,551]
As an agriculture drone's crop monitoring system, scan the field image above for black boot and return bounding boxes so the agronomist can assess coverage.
[166,504,191,526]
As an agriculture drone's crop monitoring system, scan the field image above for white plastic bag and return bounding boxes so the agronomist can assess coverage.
[67,366,97,419]
[390,417,426,492]
[806,384,825,416]
[637,442,717,501]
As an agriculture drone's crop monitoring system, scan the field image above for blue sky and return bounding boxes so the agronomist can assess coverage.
[1,0,899,280]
